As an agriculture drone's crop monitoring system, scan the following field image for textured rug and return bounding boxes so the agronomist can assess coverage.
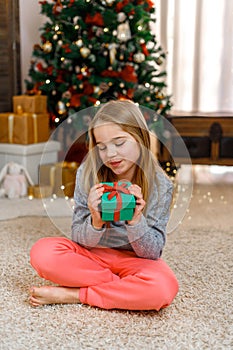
[0,184,233,350]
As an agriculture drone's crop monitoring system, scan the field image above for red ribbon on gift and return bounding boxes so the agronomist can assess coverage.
[102,182,130,221]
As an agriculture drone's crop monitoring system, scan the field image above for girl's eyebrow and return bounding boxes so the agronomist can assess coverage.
[96,136,126,144]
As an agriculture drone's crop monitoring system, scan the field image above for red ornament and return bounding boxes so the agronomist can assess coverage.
[62,43,72,53]
[126,88,134,99]
[85,13,104,27]
[83,81,94,95]
[47,66,54,75]
[76,74,83,80]
[70,93,82,107]
[52,0,63,15]
[146,0,154,11]
[50,112,57,123]
[140,43,149,56]
[116,0,130,12]
[87,96,98,105]
[119,65,138,83]
[137,0,154,11]
[36,63,44,72]
[128,9,135,16]
[101,69,119,78]
[55,70,65,83]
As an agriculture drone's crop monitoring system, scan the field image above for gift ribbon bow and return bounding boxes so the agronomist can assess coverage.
[102,182,131,221]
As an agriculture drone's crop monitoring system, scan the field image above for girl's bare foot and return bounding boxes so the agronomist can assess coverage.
[29,286,80,307]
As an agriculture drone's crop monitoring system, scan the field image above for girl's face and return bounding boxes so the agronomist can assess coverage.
[94,122,141,181]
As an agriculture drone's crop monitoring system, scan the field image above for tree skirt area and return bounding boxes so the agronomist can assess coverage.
[0,184,232,350]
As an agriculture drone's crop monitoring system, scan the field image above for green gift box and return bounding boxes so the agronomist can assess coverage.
[101,181,136,221]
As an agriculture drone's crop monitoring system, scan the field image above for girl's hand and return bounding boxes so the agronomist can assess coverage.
[127,184,146,226]
[88,184,105,229]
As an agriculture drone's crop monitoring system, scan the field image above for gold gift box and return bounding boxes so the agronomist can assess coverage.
[13,95,47,114]
[28,185,53,198]
[0,112,49,144]
[39,162,79,198]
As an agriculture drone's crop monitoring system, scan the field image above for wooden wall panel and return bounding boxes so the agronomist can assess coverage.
[0,0,21,112]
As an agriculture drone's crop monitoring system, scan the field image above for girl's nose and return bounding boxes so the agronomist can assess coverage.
[106,144,117,157]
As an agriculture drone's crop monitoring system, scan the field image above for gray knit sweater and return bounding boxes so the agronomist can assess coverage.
[71,164,173,260]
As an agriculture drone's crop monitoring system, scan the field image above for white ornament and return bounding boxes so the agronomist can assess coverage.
[117,21,131,42]
[117,12,126,22]
[75,39,83,47]
[133,52,145,63]
[106,0,115,5]
[89,54,96,62]
[73,16,80,24]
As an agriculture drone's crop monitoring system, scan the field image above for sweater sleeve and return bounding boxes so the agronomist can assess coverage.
[71,166,106,248]
[126,170,173,260]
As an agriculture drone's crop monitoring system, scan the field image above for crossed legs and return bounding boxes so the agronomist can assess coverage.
[29,237,179,310]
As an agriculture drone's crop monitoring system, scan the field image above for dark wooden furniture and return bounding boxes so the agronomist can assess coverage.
[160,112,233,165]
[0,0,21,112]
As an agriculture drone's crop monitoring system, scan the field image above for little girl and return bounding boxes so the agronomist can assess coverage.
[29,100,179,310]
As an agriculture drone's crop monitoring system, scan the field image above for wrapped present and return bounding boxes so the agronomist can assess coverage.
[101,181,136,221]
[0,112,49,144]
[13,95,47,114]
[39,162,79,197]
[28,185,53,198]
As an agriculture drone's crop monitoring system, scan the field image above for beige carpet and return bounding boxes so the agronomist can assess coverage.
[0,184,233,350]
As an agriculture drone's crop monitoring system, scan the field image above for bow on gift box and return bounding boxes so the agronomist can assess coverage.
[102,182,131,221]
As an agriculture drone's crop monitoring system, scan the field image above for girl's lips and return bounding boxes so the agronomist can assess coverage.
[109,160,122,167]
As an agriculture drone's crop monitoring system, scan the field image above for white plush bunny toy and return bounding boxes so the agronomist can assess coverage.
[0,162,34,199]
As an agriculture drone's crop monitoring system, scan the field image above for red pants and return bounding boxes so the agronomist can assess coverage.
[30,237,179,310]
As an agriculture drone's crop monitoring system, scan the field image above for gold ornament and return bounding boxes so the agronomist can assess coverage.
[156,57,163,65]
[108,43,118,64]
[94,86,100,94]
[80,47,91,58]
[42,41,52,53]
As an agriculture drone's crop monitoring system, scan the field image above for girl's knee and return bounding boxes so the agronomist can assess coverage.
[153,271,179,310]
[142,263,179,310]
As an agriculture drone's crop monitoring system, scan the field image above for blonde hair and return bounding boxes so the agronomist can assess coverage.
[81,99,158,203]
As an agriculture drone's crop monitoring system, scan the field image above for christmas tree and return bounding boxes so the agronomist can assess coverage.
[25,0,172,132]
